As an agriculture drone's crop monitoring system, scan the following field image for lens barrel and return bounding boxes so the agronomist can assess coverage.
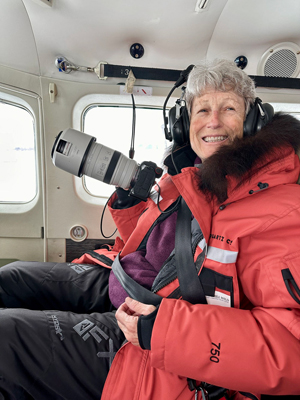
[51,128,138,189]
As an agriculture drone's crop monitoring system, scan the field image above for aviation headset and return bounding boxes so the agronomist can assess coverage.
[165,67,275,147]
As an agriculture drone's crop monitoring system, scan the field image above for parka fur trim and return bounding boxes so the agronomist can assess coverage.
[199,113,300,203]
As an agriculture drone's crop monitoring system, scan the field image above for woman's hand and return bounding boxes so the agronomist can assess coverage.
[115,297,156,347]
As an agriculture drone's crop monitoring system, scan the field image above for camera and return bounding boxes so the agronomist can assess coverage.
[51,128,163,201]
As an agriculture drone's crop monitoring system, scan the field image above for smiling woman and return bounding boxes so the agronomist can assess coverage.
[107,59,300,400]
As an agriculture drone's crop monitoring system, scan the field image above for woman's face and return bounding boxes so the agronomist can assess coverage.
[189,90,245,161]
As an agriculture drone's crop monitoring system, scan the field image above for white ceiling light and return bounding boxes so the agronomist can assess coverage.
[195,0,210,12]
[30,0,52,7]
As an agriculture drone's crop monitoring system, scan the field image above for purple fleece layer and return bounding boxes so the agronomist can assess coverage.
[109,212,177,308]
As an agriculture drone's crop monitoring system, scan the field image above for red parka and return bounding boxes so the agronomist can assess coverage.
[101,114,300,399]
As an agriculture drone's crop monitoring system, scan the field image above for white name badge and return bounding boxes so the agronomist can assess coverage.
[206,290,231,308]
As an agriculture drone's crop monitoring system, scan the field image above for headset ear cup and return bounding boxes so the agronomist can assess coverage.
[255,102,274,132]
[243,98,274,137]
[181,106,190,145]
[244,101,259,137]
[168,105,190,146]
[167,106,176,141]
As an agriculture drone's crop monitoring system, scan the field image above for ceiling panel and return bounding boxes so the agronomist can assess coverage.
[21,0,227,82]
[207,0,300,76]
[0,0,40,75]
[1,0,299,83]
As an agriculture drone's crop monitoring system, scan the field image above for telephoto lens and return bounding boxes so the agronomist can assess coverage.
[51,128,139,189]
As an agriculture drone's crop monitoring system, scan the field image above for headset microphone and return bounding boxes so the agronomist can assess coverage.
[174,64,195,88]
[163,65,195,142]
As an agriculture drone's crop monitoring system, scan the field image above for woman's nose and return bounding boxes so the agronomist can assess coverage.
[207,111,221,129]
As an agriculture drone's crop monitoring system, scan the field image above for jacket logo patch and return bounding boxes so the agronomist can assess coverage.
[69,264,93,274]
[73,319,116,367]
[51,314,64,341]
[210,233,232,246]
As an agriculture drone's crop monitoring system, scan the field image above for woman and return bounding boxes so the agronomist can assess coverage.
[103,59,300,399]
[0,59,299,400]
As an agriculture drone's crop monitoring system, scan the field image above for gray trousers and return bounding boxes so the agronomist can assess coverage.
[0,261,125,400]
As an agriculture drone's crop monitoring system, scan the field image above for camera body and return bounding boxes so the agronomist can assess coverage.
[51,128,162,202]
[130,161,163,201]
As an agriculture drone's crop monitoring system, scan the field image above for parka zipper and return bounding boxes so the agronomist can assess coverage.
[152,254,178,294]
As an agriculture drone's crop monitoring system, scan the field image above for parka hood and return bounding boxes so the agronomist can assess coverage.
[199,113,300,204]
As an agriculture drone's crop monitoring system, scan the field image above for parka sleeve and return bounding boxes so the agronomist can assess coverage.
[150,202,300,395]
[108,190,148,243]
[151,299,300,395]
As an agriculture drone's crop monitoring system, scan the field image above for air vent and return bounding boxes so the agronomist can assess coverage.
[257,42,300,78]
[195,0,210,12]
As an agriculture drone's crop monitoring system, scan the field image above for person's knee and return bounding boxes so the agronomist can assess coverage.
[0,308,19,331]
[0,309,52,375]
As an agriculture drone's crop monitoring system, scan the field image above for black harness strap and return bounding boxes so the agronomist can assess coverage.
[175,196,207,305]
[111,254,163,306]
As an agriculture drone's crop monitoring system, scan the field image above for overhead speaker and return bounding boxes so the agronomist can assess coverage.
[257,42,300,78]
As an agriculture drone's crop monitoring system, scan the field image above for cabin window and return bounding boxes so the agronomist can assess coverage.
[0,100,37,202]
[83,105,167,197]
[270,102,300,120]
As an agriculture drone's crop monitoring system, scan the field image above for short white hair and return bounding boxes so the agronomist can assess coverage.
[185,59,256,115]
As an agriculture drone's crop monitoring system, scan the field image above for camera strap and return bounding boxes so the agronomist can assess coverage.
[175,196,207,305]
